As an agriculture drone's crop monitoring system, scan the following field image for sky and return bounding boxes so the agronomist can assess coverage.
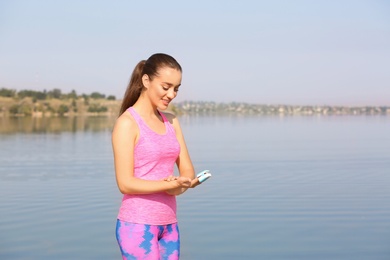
[0,0,389,106]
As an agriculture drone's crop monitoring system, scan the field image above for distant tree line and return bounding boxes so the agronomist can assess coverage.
[0,87,116,101]
[0,87,118,116]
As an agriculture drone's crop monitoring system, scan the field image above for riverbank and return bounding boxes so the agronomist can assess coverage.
[0,96,121,117]
[174,101,390,116]
[1,97,389,117]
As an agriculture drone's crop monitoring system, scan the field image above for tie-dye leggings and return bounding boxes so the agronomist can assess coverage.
[116,219,180,260]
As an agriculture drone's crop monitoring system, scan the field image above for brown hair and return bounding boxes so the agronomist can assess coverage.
[119,53,182,115]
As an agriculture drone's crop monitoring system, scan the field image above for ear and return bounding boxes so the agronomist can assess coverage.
[142,74,150,89]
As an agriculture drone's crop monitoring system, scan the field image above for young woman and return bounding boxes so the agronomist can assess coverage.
[112,53,200,259]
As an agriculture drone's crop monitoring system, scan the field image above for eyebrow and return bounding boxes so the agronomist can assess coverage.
[162,82,181,87]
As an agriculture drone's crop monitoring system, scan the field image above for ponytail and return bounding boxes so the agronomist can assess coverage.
[119,60,146,115]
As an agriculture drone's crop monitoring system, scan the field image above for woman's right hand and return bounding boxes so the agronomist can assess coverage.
[164,175,192,188]
[164,176,192,195]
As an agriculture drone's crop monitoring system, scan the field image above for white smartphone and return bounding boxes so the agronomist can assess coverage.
[197,170,212,183]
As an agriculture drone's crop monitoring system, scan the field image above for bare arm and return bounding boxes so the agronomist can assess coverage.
[112,112,191,194]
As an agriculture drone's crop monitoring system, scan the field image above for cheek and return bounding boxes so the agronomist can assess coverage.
[156,88,166,97]
[149,84,163,96]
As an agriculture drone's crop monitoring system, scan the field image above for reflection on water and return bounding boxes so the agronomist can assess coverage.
[0,116,117,134]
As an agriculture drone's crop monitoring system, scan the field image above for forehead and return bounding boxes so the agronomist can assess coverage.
[154,67,182,85]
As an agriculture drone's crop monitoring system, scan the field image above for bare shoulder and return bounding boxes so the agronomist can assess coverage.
[112,111,138,136]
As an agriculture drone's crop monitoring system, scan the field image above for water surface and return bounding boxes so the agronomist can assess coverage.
[0,115,389,259]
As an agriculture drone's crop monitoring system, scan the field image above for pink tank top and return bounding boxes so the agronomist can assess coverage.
[117,107,181,225]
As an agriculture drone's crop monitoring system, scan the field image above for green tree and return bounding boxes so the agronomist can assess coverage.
[57,104,69,116]
[17,90,47,100]
[35,91,46,100]
[68,89,77,99]
[21,104,32,116]
[9,103,32,115]
[0,88,16,97]
[48,88,62,99]
[71,99,78,112]
[88,104,108,113]
[9,104,19,114]
[82,94,89,105]
[90,92,105,99]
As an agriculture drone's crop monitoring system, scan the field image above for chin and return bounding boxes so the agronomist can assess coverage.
[158,101,170,110]
[158,104,169,111]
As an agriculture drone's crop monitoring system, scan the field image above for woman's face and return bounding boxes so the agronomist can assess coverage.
[142,67,182,110]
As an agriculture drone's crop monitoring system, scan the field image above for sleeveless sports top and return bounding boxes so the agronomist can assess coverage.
[117,107,181,225]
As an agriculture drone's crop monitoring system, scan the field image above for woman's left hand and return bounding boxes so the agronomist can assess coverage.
[190,178,200,188]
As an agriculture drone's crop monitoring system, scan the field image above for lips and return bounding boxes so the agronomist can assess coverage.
[162,99,170,106]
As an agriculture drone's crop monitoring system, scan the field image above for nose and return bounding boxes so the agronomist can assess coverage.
[167,88,176,99]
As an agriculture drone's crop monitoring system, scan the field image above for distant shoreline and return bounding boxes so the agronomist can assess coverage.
[1,97,389,117]
[173,101,390,116]
[0,96,120,118]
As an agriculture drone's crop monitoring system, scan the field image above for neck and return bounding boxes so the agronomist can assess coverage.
[132,95,160,118]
